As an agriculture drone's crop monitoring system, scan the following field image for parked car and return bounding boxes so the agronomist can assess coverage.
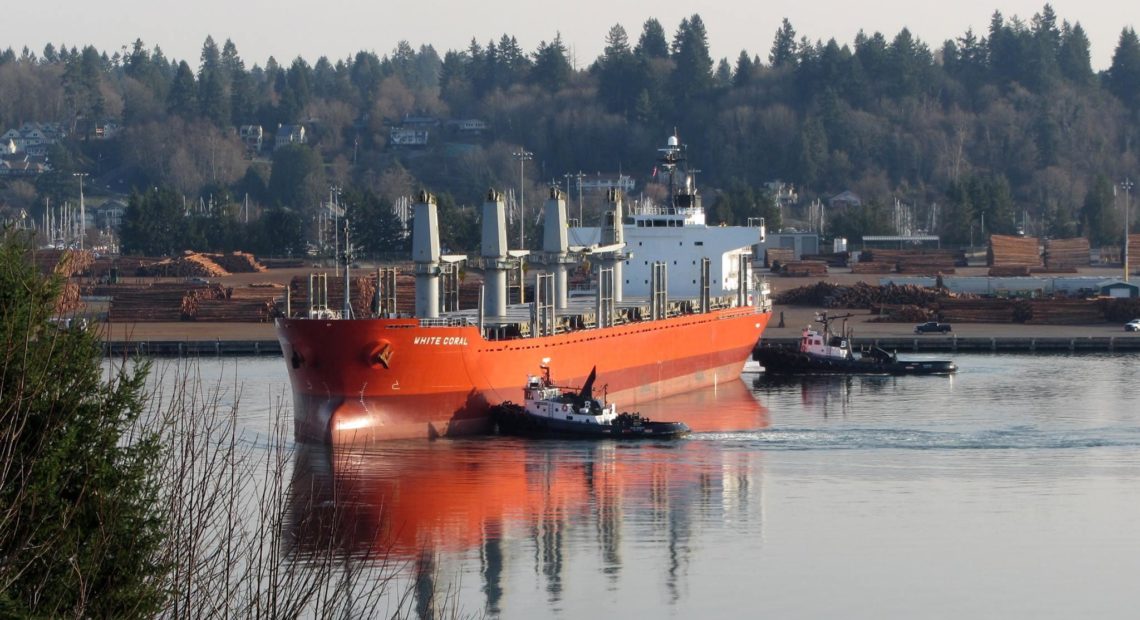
[914,321,952,334]
[1126,319,1140,332]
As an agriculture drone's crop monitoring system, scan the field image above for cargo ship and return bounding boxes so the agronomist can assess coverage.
[276,134,773,442]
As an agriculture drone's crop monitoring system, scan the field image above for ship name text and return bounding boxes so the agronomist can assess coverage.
[413,336,469,346]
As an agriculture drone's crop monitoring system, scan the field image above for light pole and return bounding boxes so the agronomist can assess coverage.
[73,172,87,250]
[330,186,341,266]
[513,149,532,248]
[1122,178,1133,282]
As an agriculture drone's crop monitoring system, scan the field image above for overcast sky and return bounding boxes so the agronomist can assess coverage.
[12,1,1137,71]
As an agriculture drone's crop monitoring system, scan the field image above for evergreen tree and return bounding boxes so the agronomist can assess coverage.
[1081,174,1119,245]
[941,179,977,245]
[120,187,187,255]
[1,232,167,617]
[769,18,798,69]
[167,60,198,118]
[41,42,58,64]
[635,18,669,59]
[733,50,754,87]
[1057,22,1094,85]
[61,46,106,131]
[530,34,571,92]
[669,14,714,105]
[344,188,407,256]
[715,58,732,88]
[1107,27,1140,110]
[597,24,639,116]
[256,207,307,257]
[268,144,325,211]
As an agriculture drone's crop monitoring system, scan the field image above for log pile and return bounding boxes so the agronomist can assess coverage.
[938,298,1022,323]
[988,265,1031,277]
[860,248,966,268]
[774,281,947,308]
[867,304,933,322]
[1131,234,1140,273]
[108,284,196,321]
[193,285,280,322]
[1043,237,1090,270]
[1025,299,1104,324]
[799,252,850,267]
[260,258,307,269]
[1104,298,1140,322]
[850,261,895,274]
[988,234,1041,267]
[89,256,163,281]
[30,249,95,277]
[209,252,267,273]
[764,248,794,270]
[779,260,828,277]
[896,263,956,275]
[135,253,229,278]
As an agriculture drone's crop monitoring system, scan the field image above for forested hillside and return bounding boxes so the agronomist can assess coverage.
[1,4,1139,255]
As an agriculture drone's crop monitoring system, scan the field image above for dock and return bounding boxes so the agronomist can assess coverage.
[98,335,1140,358]
[760,336,1140,354]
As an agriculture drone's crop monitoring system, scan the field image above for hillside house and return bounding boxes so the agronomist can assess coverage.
[275,124,306,149]
[828,190,863,210]
[240,125,264,153]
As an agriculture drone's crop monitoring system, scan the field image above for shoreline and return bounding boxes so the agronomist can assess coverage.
[94,264,1140,355]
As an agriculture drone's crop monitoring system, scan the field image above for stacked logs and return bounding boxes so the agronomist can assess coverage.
[135,253,229,278]
[851,261,895,274]
[259,258,307,269]
[764,248,795,270]
[799,252,850,267]
[210,252,267,273]
[1104,298,1140,322]
[778,260,828,277]
[192,285,280,322]
[108,283,195,321]
[867,304,934,322]
[988,234,1041,267]
[1025,299,1104,324]
[860,248,965,269]
[938,298,1022,323]
[1043,237,1090,270]
[1130,235,1140,273]
[30,249,95,277]
[774,281,946,309]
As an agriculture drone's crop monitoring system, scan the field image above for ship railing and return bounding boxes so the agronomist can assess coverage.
[417,316,476,328]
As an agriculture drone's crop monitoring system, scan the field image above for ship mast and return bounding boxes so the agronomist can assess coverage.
[342,220,353,319]
[656,132,684,213]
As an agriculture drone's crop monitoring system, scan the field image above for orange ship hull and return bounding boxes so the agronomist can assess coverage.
[276,306,770,442]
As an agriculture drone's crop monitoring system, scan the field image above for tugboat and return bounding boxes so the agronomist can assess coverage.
[491,364,691,438]
[753,312,957,375]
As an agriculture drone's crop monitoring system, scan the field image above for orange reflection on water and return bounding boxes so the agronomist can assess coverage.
[287,378,769,563]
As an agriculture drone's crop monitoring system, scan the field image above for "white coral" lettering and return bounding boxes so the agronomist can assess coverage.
[412,336,469,346]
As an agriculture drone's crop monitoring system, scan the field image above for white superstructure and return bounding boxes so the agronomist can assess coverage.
[568,133,765,298]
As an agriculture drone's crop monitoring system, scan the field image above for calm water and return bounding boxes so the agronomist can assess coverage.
[172,353,1140,618]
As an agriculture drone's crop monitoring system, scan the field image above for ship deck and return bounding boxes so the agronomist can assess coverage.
[435,292,745,338]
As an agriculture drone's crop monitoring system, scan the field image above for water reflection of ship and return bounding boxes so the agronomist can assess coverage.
[635,377,769,432]
[286,418,768,615]
[751,374,894,418]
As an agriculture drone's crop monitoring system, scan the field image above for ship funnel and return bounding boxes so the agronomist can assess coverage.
[542,187,571,308]
[480,189,510,317]
[599,189,626,302]
[412,191,441,318]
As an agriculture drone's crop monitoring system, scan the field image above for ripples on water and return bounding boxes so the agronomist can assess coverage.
[171,353,1140,618]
